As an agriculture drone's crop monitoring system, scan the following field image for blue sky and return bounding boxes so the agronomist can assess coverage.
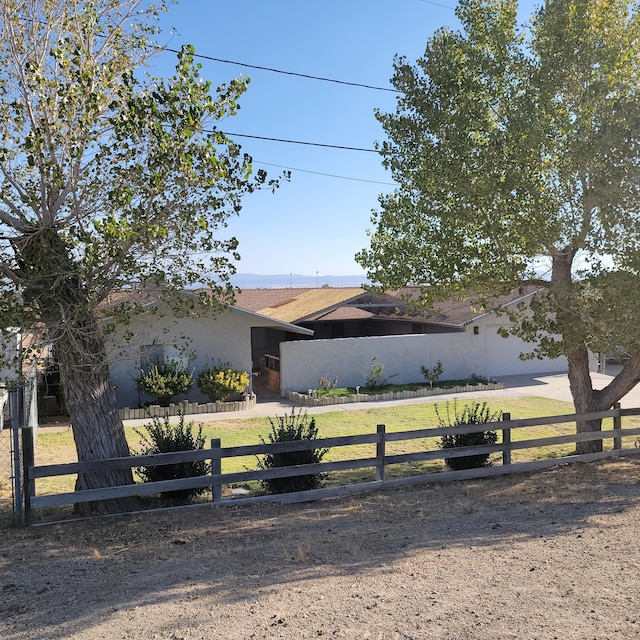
[152,0,539,278]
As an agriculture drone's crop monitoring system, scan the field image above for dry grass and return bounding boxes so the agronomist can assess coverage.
[26,396,640,501]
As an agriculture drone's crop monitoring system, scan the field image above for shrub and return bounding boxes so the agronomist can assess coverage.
[435,401,500,471]
[197,362,249,402]
[135,413,211,503]
[318,376,338,391]
[420,359,444,388]
[257,410,328,494]
[363,357,398,389]
[364,357,385,387]
[136,361,194,406]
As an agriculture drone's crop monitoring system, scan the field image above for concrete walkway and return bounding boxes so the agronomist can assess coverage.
[120,367,640,427]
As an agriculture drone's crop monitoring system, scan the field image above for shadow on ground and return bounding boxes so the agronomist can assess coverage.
[2,457,639,638]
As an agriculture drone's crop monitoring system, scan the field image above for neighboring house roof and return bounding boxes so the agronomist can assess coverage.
[400,286,543,327]
[307,306,376,322]
[233,285,543,328]
[233,288,364,323]
[101,288,314,336]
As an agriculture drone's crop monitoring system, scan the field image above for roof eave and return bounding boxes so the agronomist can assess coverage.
[230,305,314,336]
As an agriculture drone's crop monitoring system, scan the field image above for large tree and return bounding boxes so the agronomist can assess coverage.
[0,0,278,513]
[357,0,640,454]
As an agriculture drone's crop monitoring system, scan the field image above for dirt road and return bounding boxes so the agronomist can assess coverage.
[2,457,640,639]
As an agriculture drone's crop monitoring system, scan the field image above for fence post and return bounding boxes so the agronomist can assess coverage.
[22,427,34,526]
[376,424,386,482]
[502,412,511,466]
[10,388,23,526]
[210,438,222,503]
[613,403,622,450]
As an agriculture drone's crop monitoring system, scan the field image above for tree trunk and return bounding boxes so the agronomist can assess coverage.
[566,347,603,455]
[13,229,139,514]
[56,314,140,516]
[552,250,603,455]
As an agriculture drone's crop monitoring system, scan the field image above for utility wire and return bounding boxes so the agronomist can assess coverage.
[163,46,397,93]
[220,131,378,153]
[416,0,456,8]
[255,160,397,186]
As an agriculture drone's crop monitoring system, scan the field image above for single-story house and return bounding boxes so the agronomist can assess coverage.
[233,286,571,393]
[105,286,572,406]
[105,293,312,409]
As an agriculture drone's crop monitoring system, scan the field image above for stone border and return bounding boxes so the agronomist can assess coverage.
[119,394,257,421]
[286,382,504,407]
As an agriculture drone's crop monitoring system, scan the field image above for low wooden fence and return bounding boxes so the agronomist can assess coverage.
[22,404,640,524]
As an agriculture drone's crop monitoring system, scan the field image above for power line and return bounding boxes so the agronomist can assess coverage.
[220,131,378,153]
[415,0,456,8]
[254,160,397,186]
[163,47,397,93]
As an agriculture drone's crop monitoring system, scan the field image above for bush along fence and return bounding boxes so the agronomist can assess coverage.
[286,380,504,407]
[20,404,640,525]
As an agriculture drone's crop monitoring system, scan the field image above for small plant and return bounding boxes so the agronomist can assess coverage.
[362,356,400,389]
[257,409,328,494]
[364,357,385,387]
[197,362,249,402]
[136,361,194,406]
[420,358,444,389]
[134,413,211,503]
[318,376,338,392]
[435,401,501,471]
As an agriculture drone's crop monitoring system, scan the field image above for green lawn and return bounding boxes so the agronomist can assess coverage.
[34,395,638,497]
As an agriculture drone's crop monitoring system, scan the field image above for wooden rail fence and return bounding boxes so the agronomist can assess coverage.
[22,404,640,524]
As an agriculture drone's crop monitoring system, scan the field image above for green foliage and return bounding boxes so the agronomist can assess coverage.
[357,0,640,436]
[420,359,444,389]
[315,387,352,398]
[363,357,398,388]
[136,361,194,406]
[0,0,285,492]
[134,413,210,502]
[197,362,249,402]
[257,410,328,494]
[318,376,338,391]
[435,401,500,471]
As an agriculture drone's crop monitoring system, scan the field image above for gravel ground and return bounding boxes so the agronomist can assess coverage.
[2,457,640,639]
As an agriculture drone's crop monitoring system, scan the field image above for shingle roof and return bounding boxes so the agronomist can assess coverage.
[232,285,543,327]
[394,285,543,326]
[306,306,376,322]
[233,288,363,323]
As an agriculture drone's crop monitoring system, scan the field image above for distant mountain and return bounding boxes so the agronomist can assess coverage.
[230,273,370,289]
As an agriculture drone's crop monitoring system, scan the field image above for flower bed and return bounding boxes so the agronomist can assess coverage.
[119,394,257,420]
[286,381,504,407]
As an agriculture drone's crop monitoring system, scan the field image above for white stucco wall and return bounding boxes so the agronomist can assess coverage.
[107,305,259,408]
[280,319,568,395]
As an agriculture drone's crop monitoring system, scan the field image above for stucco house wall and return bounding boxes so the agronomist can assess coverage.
[279,318,569,395]
[106,303,296,409]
